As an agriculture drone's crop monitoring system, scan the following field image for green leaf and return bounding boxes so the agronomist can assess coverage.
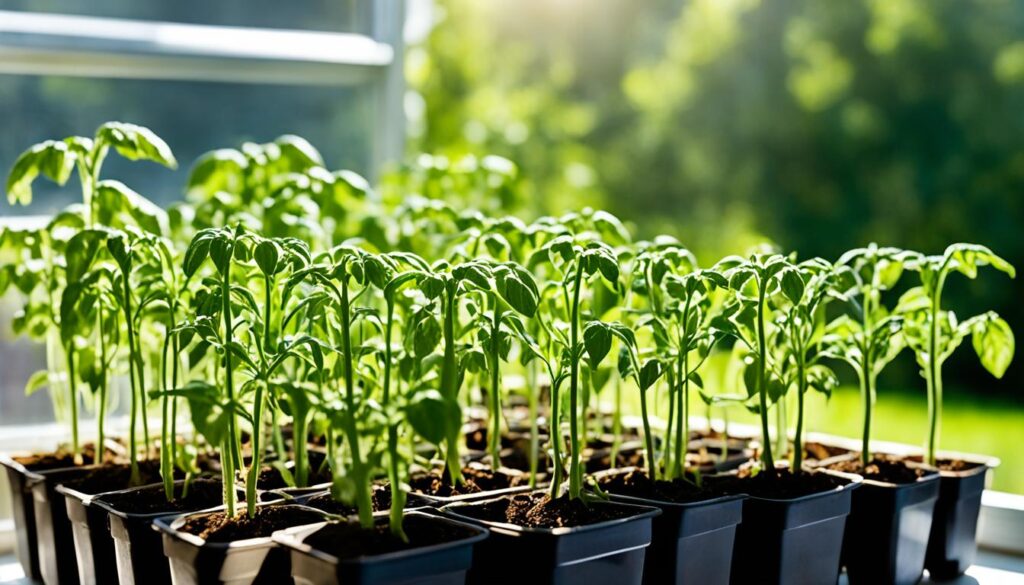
[64,229,107,282]
[495,265,538,317]
[453,263,491,290]
[973,315,1014,379]
[24,370,50,396]
[780,268,805,304]
[637,359,664,391]
[6,140,77,205]
[183,232,213,278]
[96,122,177,168]
[254,240,280,276]
[187,149,247,196]
[413,315,442,357]
[583,321,612,366]
[406,389,460,445]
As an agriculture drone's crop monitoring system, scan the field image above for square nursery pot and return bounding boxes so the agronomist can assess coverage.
[599,473,745,585]
[724,469,861,585]
[923,454,999,580]
[272,510,489,585]
[0,454,43,580]
[839,460,941,585]
[58,482,122,585]
[92,479,240,585]
[154,502,327,585]
[29,464,101,585]
[441,492,661,585]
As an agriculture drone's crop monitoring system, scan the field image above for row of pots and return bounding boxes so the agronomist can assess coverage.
[1,437,995,585]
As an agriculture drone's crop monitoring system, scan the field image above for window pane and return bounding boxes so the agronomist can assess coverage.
[0,74,374,215]
[3,0,371,34]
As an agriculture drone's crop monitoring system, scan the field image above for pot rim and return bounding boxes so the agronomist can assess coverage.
[153,501,326,550]
[816,452,944,489]
[272,509,488,567]
[94,478,244,521]
[591,466,747,509]
[707,466,863,503]
[439,489,662,536]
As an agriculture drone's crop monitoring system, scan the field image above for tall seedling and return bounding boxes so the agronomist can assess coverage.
[824,245,912,466]
[900,244,1015,465]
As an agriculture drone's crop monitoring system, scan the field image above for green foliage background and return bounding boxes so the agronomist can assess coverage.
[407,0,1024,399]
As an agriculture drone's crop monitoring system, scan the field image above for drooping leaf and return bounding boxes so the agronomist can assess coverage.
[972,314,1014,379]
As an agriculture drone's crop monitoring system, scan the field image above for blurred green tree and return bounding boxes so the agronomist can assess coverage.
[408,0,1024,395]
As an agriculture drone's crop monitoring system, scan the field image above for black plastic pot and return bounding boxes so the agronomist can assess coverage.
[441,493,661,585]
[600,477,745,585]
[726,470,861,585]
[29,465,98,585]
[58,484,120,585]
[924,457,996,580]
[273,510,489,585]
[154,502,326,585]
[0,455,42,581]
[842,466,940,585]
[92,480,239,585]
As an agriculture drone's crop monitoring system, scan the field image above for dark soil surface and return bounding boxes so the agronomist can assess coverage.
[585,447,646,474]
[98,478,227,515]
[597,469,727,504]
[827,455,926,484]
[303,485,423,516]
[709,467,847,499]
[305,514,476,560]
[13,442,121,471]
[903,456,984,473]
[456,492,636,529]
[179,505,324,543]
[409,463,526,498]
[252,451,331,490]
[61,460,166,495]
[804,442,853,461]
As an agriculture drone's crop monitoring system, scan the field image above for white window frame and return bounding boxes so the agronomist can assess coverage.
[0,3,406,553]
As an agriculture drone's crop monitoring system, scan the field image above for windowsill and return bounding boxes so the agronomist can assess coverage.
[0,550,1018,583]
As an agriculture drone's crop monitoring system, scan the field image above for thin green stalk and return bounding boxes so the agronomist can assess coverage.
[97,310,108,461]
[220,250,238,517]
[675,356,687,480]
[339,274,373,528]
[549,377,562,498]
[440,283,464,485]
[161,329,174,500]
[610,372,622,468]
[756,280,776,476]
[488,299,503,468]
[527,359,539,488]
[66,350,80,458]
[568,265,584,499]
[926,272,946,466]
[639,379,657,481]
[383,300,407,541]
[662,374,675,477]
[121,275,142,485]
[792,354,806,474]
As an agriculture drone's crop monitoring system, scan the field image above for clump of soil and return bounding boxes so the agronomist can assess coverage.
[61,460,166,495]
[98,478,227,515]
[804,442,853,461]
[179,505,324,543]
[709,467,847,499]
[597,469,726,504]
[827,455,927,484]
[409,463,526,498]
[457,492,635,529]
[305,515,477,560]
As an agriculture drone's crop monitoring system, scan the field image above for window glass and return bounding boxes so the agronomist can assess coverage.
[3,0,371,34]
[0,75,374,216]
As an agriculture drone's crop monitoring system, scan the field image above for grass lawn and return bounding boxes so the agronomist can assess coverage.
[631,384,1024,494]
